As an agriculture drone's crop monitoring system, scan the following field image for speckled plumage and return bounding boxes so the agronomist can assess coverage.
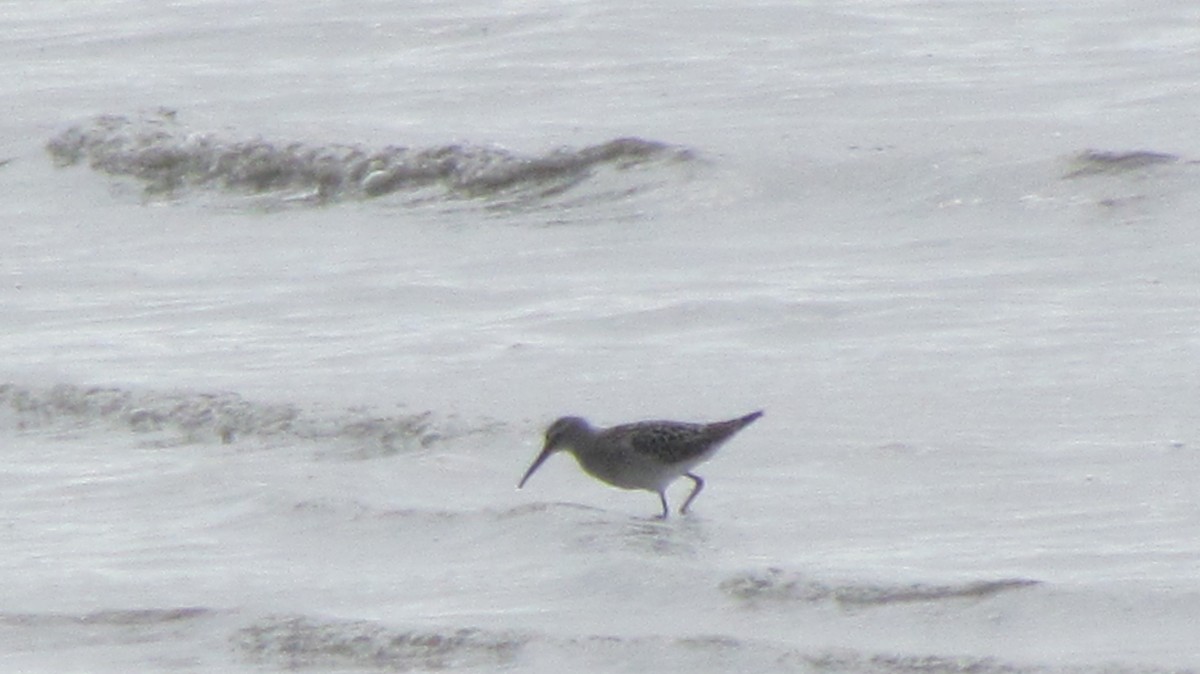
[517,411,763,518]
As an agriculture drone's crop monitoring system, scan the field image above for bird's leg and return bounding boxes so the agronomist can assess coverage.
[657,491,670,519]
[680,473,705,514]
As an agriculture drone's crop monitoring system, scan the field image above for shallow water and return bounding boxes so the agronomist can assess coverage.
[3,0,1200,671]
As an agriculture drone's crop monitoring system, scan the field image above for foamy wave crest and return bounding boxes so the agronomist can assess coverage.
[45,110,694,206]
[0,607,214,629]
[1063,149,1187,179]
[237,622,1190,674]
[0,607,219,657]
[548,636,1196,674]
[233,616,526,670]
[0,383,467,455]
[721,568,1040,608]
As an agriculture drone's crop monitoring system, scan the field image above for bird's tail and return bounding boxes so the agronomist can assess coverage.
[713,410,763,436]
[738,410,764,426]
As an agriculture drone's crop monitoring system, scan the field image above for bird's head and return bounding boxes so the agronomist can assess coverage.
[517,416,591,488]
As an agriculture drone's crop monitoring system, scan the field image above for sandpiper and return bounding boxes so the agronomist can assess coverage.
[517,411,763,518]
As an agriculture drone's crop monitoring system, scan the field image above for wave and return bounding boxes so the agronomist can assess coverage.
[233,615,526,671]
[229,613,1195,674]
[1054,149,1200,223]
[720,567,1041,608]
[2,607,1191,673]
[0,607,221,660]
[0,607,214,629]
[0,382,492,456]
[44,109,695,209]
[1062,149,1190,179]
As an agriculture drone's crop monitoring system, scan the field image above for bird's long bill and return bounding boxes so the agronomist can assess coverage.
[517,446,555,488]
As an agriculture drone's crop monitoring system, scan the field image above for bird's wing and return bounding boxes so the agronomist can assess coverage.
[618,421,713,463]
